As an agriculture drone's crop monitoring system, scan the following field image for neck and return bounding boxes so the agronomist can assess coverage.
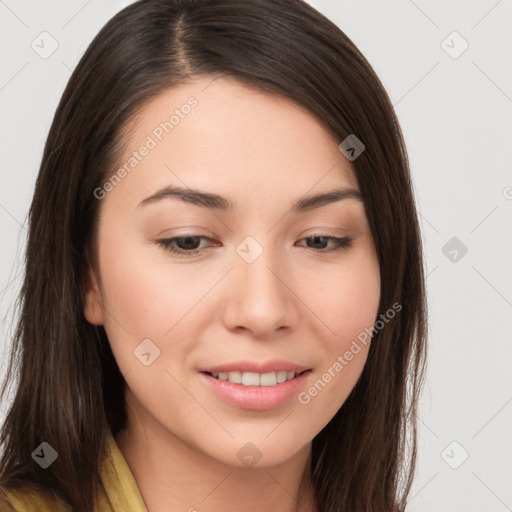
[115,399,317,512]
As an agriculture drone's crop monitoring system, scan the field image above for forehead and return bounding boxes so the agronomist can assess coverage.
[105,76,359,211]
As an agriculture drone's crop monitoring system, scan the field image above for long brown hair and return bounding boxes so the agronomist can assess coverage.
[0,1,428,510]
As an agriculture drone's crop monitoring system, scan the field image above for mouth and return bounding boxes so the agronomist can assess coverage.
[200,369,311,387]
[198,369,313,411]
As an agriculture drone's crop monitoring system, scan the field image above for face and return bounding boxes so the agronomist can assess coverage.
[84,76,380,468]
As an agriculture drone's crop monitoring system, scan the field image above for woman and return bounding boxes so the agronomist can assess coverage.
[0,0,428,510]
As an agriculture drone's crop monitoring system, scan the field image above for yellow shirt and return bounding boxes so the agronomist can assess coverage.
[0,431,148,511]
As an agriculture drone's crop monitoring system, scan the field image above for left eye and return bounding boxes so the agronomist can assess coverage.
[156,235,214,257]
[156,234,354,258]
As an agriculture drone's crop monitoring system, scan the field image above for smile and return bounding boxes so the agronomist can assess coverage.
[206,370,306,386]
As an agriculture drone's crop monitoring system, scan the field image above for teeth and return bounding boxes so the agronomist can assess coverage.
[242,372,261,386]
[210,370,298,386]
[276,370,288,383]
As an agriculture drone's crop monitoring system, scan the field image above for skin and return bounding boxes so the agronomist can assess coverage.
[84,76,381,512]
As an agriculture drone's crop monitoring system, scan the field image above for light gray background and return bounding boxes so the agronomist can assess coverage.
[1,1,511,511]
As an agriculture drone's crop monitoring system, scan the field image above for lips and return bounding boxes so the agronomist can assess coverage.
[198,368,312,410]
[199,359,311,374]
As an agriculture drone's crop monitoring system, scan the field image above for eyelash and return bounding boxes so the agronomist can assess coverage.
[156,234,354,257]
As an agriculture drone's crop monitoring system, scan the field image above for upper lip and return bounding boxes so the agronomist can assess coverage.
[200,360,311,374]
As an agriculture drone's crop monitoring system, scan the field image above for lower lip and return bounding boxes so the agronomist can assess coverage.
[198,370,312,411]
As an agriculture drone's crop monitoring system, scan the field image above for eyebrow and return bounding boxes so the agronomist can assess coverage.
[137,185,363,212]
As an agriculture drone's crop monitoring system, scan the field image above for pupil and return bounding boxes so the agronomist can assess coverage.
[180,236,199,250]
[311,236,326,249]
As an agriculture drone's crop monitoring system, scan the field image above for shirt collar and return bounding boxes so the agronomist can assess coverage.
[99,430,148,511]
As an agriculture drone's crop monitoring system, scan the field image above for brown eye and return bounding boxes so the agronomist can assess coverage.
[156,234,354,258]
[157,235,212,257]
[297,235,354,252]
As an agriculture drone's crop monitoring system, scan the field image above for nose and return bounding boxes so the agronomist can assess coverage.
[221,243,300,338]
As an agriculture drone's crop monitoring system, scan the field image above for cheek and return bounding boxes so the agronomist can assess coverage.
[308,253,381,346]
[96,232,204,374]
[297,251,380,414]
[98,228,211,327]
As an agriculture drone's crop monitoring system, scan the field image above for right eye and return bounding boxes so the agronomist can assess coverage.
[156,235,215,257]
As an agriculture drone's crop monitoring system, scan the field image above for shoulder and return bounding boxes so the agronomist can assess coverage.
[0,484,72,512]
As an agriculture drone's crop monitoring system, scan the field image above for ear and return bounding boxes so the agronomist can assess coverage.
[83,263,105,325]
